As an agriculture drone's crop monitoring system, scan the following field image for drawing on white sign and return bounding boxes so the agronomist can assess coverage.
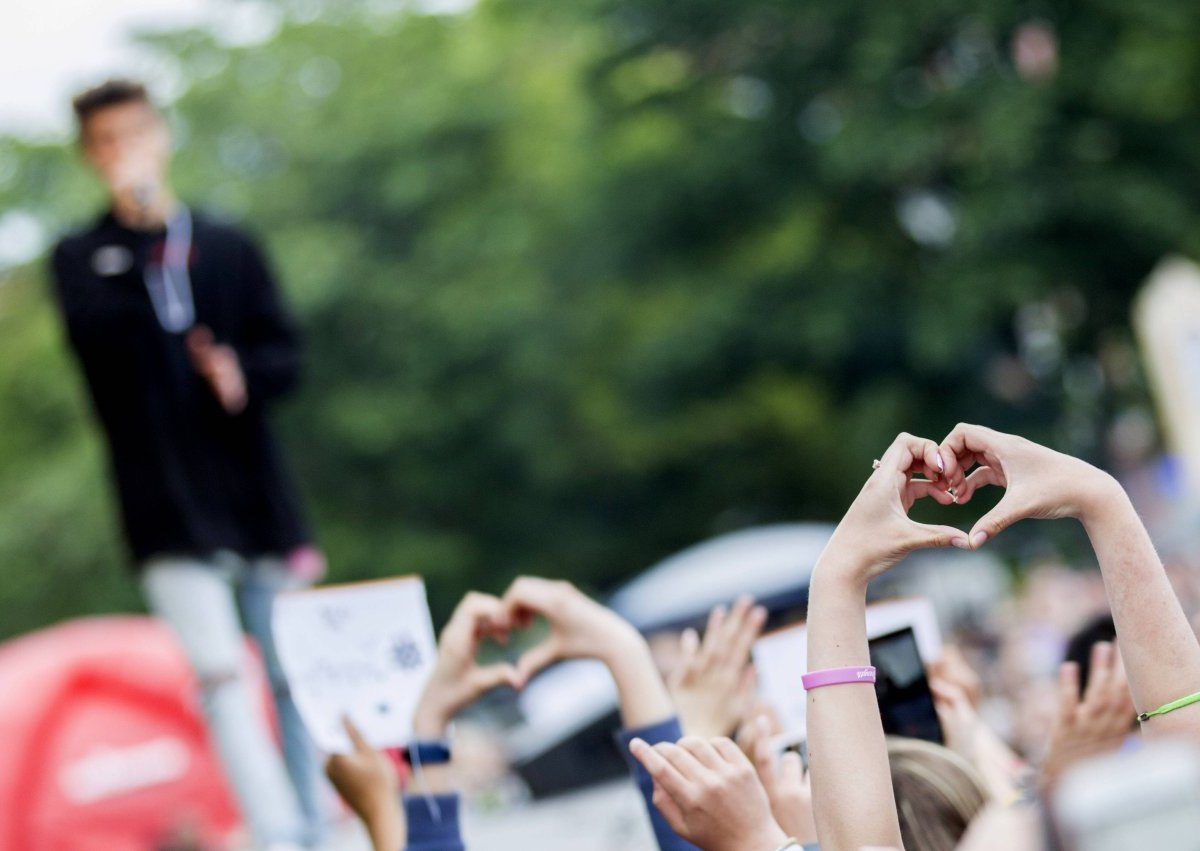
[272,576,437,753]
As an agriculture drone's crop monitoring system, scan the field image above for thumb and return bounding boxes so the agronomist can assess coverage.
[910,522,972,551]
[516,639,561,682]
[470,662,525,695]
[969,494,1019,549]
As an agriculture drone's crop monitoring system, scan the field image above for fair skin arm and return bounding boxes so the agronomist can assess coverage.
[409,592,523,795]
[669,595,767,738]
[942,423,1200,739]
[502,576,675,729]
[930,645,1026,802]
[807,433,964,851]
[931,679,1025,803]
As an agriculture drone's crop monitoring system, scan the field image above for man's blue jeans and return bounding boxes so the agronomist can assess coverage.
[142,553,327,848]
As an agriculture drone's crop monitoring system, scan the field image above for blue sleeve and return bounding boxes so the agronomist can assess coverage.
[615,717,702,851]
[403,793,465,851]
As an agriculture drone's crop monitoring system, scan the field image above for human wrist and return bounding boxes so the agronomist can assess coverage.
[810,555,871,599]
[1075,470,1128,528]
[753,822,790,851]
[606,630,674,727]
[594,618,647,668]
[411,701,452,739]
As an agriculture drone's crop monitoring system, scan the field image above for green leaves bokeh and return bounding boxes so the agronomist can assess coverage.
[0,0,1191,634]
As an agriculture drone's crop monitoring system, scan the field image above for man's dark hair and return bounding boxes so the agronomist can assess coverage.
[72,79,154,130]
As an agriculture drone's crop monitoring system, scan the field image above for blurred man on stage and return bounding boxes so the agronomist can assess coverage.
[50,80,326,851]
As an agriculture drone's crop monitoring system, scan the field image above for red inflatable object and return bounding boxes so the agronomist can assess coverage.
[0,616,272,851]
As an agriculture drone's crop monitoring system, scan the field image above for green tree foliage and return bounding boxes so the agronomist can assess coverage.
[0,0,1192,633]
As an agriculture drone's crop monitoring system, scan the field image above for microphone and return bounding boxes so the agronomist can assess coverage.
[132,181,157,210]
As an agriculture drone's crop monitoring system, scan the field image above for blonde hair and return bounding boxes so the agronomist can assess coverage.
[888,737,989,851]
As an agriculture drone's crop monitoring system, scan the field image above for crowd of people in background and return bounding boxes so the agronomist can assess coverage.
[315,424,1200,851]
[50,77,1200,851]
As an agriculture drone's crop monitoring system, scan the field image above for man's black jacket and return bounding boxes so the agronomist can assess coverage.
[51,209,310,566]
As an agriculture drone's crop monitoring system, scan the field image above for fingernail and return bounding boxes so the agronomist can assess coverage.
[952,537,969,549]
[970,531,988,548]
[629,738,647,753]
[936,452,945,474]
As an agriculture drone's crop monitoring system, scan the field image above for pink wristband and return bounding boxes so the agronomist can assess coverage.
[801,666,877,690]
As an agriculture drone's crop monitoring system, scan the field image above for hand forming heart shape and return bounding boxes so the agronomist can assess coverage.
[412,577,645,736]
[820,424,1115,587]
[935,422,1109,546]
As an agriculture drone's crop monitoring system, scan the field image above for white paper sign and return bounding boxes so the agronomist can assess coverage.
[272,576,437,753]
[752,596,942,739]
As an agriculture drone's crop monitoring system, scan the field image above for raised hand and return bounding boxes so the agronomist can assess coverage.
[806,431,965,851]
[737,713,818,845]
[324,718,404,851]
[930,678,1026,802]
[629,736,790,851]
[187,326,248,415]
[817,431,967,587]
[412,591,523,739]
[1041,641,1135,786]
[669,596,766,737]
[502,576,643,677]
[501,576,673,728]
[928,645,984,708]
[937,422,1118,548]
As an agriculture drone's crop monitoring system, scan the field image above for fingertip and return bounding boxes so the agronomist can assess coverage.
[1058,661,1080,692]
[1092,640,1113,662]
[970,530,989,548]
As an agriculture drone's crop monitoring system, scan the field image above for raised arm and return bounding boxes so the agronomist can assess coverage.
[668,596,767,738]
[806,432,964,851]
[941,423,1200,741]
[500,577,698,851]
[406,592,525,851]
[324,718,404,851]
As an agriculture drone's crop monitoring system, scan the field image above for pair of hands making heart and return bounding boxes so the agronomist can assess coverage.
[412,577,645,738]
[825,422,1114,586]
